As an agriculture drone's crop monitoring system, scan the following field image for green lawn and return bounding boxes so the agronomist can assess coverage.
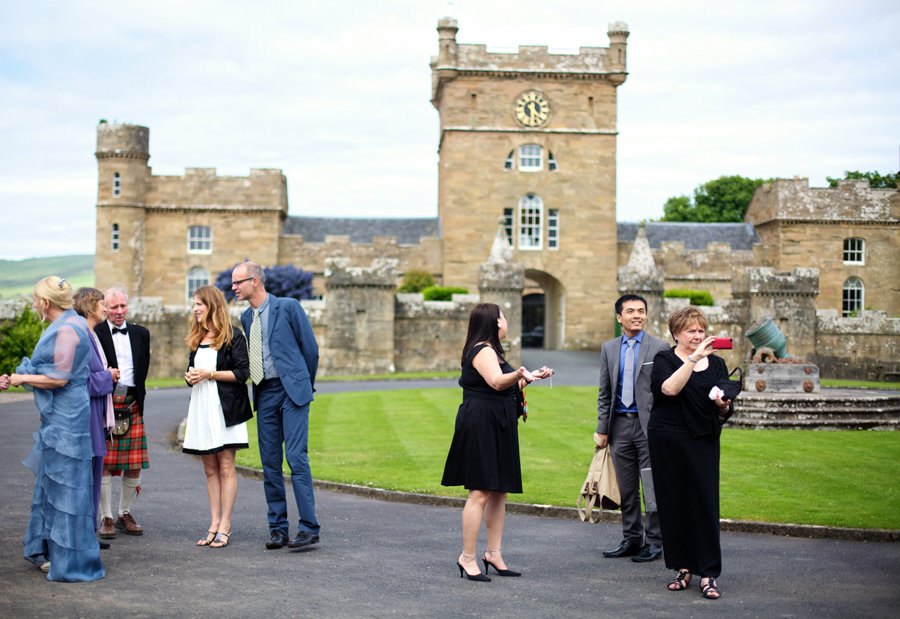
[235,386,900,529]
[821,379,900,390]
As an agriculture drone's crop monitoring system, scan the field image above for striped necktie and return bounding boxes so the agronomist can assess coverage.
[249,309,264,385]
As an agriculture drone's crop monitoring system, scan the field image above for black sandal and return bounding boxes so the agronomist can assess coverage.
[700,577,720,599]
[668,570,692,591]
[197,530,216,546]
[210,531,231,548]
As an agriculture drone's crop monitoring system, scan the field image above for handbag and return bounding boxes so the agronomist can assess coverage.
[577,433,621,523]
[112,406,132,436]
[516,386,527,422]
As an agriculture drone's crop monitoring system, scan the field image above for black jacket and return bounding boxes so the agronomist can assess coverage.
[187,329,253,428]
[94,322,151,416]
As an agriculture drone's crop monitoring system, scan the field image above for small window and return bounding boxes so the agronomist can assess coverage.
[548,152,558,172]
[519,144,542,172]
[504,151,514,171]
[503,208,514,246]
[187,267,210,302]
[188,225,212,253]
[843,238,864,264]
[548,209,559,249]
[113,172,121,197]
[842,277,864,317]
[111,223,120,252]
[519,194,543,250]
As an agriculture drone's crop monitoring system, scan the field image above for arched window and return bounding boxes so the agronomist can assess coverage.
[188,225,212,253]
[518,144,542,172]
[111,223,120,252]
[843,238,864,264]
[187,267,210,302]
[519,194,543,250]
[113,172,121,197]
[842,277,864,316]
[504,151,514,171]
[548,152,559,172]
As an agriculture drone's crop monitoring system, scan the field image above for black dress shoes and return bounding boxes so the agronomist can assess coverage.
[631,543,663,562]
[602,539,644,558]
[99,541,110,550]
[287,531,320,549]
[266,531,289,549]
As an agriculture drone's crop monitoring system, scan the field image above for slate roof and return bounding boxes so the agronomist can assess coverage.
[283,217,441,245]
[617,222,760,251]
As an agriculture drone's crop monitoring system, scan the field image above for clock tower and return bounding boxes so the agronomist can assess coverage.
[431,18,630,349]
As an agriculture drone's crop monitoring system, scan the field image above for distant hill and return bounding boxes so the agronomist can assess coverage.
[0,255,94,300]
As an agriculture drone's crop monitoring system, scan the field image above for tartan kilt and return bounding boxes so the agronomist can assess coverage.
[104,394,149,474]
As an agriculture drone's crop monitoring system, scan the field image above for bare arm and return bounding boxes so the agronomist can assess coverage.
[10,374,67,389]
[661,336,716,396]
[472,347,527,391]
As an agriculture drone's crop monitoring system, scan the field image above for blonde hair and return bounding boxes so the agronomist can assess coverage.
[185,285,234,351]
[34,276,74,311]
[73,287,104,319]
[668,305,709,341]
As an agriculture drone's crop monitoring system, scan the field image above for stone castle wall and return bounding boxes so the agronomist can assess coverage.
[815,310,900,381]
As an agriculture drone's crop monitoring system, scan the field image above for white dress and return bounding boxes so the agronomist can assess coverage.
[182,346,249,455]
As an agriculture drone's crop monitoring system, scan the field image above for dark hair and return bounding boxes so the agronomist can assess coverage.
[461,303,506,367]
[73,287,104,318]
[615,294,647,316]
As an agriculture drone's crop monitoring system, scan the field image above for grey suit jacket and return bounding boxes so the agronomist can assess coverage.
[596,332,669,437]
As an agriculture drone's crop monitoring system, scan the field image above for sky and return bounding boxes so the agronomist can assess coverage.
[0,0,898,260]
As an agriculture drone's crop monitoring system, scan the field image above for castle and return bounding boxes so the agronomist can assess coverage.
[91,19,900,375]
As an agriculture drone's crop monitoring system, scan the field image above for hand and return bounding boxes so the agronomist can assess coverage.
[108,368,120,382]
[10,374,25,388]
[530,366,552,380]
[0,375,9,390]
[714,393,732,415]
[516,366,537,383]
[691,336,717,360]
[186,367,209,385]
[595,432,608,449]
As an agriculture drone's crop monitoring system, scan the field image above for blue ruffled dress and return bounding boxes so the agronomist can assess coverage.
[19,309,105,582]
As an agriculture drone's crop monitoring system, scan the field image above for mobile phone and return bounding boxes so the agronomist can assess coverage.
[711,337,733,350]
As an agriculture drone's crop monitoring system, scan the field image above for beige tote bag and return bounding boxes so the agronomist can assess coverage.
[576,432,621,523]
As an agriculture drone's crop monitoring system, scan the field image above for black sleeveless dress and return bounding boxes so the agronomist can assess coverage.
[441,344,523,493]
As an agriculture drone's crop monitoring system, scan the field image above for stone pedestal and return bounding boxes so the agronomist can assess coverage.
[745,363,820,393]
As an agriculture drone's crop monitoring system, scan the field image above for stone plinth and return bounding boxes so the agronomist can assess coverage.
[745,363,820,393]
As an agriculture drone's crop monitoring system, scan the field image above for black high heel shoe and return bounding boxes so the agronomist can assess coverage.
[482,549,521,577]
[457,553,491,582]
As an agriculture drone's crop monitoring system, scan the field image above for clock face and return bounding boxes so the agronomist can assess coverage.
[515,91,550,127]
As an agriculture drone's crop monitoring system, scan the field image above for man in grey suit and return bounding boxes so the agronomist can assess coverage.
[596,294,668,562]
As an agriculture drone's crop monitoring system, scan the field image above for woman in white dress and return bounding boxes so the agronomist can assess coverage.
[183,285,253,549]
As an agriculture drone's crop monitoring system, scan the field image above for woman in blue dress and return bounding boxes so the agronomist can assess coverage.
[5,276,105,582]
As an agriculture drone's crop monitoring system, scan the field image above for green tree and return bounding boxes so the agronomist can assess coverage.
[826,170,900,189]
[397,270,435,294]
[0,306,43,375]
[662,175,770,223]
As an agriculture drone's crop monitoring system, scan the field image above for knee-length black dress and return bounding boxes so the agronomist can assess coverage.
[441,344,523,493]
[647,347,733,578]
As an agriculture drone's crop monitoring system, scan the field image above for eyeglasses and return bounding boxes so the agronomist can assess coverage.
[231,277,255,287]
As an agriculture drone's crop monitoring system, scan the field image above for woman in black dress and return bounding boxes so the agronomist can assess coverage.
[442,303,551,581]
[648,306,733,600]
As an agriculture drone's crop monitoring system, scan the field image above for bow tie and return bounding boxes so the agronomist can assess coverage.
[112,327,128,335]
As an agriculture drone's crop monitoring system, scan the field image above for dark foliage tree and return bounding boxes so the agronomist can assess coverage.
[215,262,314,302]
[397,270,436,293]
[826,170,900,189]
[0,306,43,375]
[662,175,770,223]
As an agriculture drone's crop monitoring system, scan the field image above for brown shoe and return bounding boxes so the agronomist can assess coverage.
[98,517,117,539]
[115,513,143,536]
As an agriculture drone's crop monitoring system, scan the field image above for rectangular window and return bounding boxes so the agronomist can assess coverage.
[111,223,119,252]
[504,208,514,246]
[504,151,514,170]
[843,238,864,264]
[113,173,121,197]
[519,202,542,250]
[188,225,212,253]
[519,144,542,172]
[547,209,559,249]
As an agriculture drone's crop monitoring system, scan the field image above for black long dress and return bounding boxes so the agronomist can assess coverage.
[647,347,732,578]
[441,344,523,493]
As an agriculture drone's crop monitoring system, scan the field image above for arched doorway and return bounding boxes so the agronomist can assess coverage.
[522,270,565,350]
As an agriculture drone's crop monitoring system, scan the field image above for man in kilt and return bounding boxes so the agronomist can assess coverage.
[94,288,151,539]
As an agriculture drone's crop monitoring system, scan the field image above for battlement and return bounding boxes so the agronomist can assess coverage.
[734,267,820,297]
[746,177,900,225]
[96,122,149,159]
[143,167,287,210]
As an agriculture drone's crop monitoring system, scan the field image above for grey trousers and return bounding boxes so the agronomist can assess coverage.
[608,415,662,546]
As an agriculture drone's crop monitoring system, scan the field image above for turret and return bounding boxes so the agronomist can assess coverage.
[606,22,629,86]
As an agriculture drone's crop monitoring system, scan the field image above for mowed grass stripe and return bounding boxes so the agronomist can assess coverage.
[233,387,900,529]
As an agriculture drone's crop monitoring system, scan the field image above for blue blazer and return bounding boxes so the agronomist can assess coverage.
[241,294,319,410]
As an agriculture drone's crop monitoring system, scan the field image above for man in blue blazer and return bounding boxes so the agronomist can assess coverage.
[233,262,320,550]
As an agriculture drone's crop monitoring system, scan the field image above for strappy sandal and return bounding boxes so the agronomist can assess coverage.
[668,570,692,591]
[210,531,231,548]
[197,530,216,546]
[700,577,721,599]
